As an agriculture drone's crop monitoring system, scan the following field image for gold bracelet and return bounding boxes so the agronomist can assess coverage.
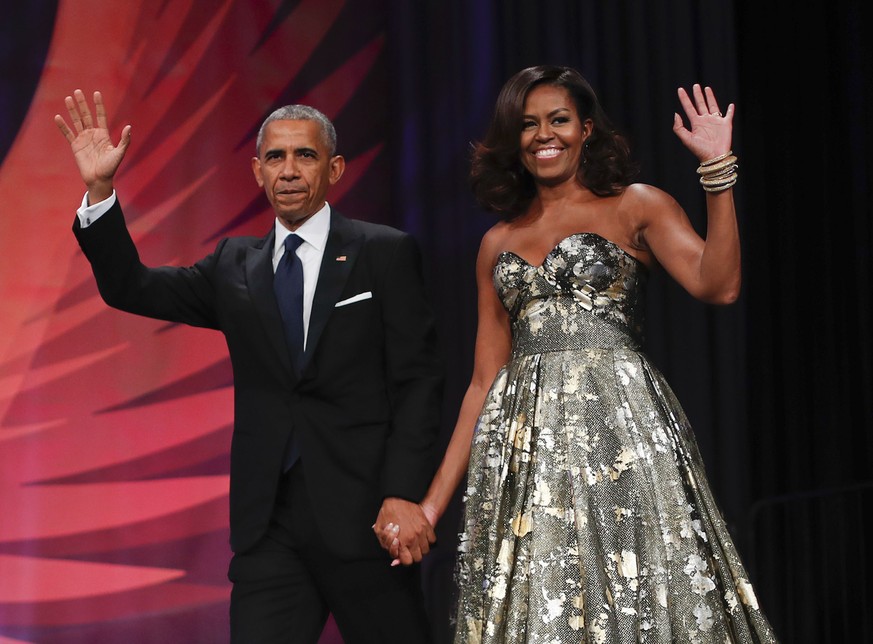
[698,151,739,193]
[700,173,737,187]
[697,155,738,175]
[701,169,736,183]
[700,167,737,185]
[703,180,737,192]
[699,151,732,166]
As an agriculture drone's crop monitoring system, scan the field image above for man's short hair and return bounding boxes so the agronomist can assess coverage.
[255,105,337,156]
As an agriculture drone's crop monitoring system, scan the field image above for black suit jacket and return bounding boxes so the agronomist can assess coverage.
[74,200,443,559]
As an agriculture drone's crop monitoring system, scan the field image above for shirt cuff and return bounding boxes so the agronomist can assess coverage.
[76,190,117,228]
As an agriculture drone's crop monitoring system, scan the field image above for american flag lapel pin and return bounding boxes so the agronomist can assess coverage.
[336,255,347,262]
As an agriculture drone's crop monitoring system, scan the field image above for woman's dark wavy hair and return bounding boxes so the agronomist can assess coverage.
[471,65,638,220]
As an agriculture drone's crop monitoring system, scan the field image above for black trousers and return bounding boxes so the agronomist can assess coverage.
[228,464,433,644]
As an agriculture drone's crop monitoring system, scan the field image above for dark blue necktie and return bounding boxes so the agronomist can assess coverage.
[274,234,304,471]
[274,234,306,373]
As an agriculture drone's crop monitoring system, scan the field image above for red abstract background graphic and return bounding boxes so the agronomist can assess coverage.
[0,1,388,641]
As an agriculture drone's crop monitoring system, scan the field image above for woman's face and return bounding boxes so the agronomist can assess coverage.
[519,84,592,187]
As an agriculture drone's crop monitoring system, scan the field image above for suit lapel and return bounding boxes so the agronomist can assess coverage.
[303,211,364,368]
[246,228,297,381]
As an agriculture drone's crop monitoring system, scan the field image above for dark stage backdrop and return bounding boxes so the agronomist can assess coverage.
[1,1,871,643]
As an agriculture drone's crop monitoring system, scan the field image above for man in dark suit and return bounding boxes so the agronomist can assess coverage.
[56,90,443,643]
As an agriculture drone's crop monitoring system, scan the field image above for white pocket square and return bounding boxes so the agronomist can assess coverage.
[335,291,373,307]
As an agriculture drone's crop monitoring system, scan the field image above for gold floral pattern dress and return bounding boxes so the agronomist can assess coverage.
[454,233,776,643]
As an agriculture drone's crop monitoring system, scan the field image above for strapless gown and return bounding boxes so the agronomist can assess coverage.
[453,233,776,643]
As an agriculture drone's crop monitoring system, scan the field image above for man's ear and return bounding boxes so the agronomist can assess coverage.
[251,156,264,187]
[329,155,346,185]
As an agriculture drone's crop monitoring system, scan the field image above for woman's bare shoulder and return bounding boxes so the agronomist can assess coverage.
[619,182,684,225]
[621,182,676,207]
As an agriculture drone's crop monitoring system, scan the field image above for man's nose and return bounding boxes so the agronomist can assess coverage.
[279,157,300,178]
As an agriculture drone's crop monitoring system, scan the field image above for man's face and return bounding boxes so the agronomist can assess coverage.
[251,119,345,231]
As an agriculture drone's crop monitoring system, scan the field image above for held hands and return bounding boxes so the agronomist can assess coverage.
[673,84,734,163]
[372,498,436,567]
[54,89,131,203]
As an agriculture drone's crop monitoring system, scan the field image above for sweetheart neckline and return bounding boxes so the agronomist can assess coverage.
[495,232,647,269]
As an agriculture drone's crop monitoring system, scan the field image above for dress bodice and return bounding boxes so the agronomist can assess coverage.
[493,232,647,355]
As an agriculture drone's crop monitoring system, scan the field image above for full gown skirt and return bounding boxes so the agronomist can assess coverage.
[454,233,776,643]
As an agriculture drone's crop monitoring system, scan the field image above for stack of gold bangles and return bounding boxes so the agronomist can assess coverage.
[697,151,738,192]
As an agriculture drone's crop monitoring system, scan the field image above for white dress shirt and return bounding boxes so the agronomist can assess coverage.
[77,192,330,349]
[272,204,329,349]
